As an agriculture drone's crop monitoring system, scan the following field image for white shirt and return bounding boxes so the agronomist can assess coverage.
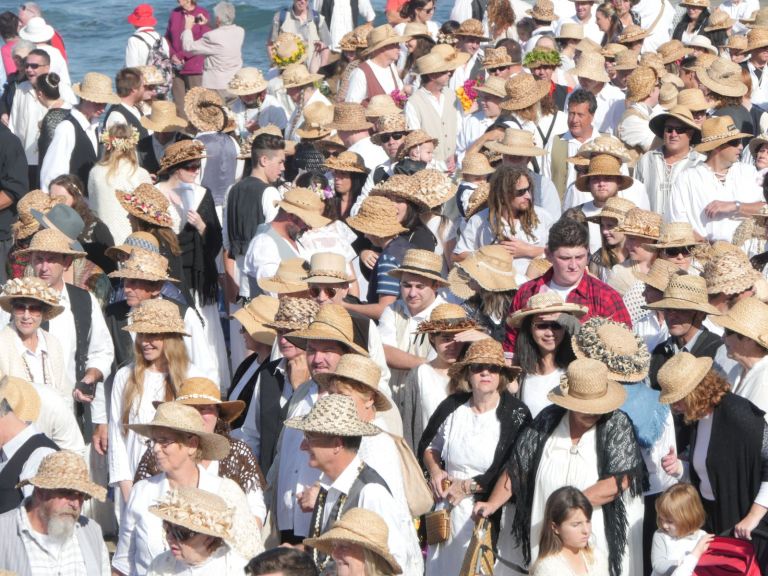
[8,81,48,165]
[285,88,330,142]
[230,94,288,136]
[348,136,388,172]
[346,60,403,104]
[521,370,562,418]
[542,130,598,193]
[732,354,768,420]
[242,224,303,298]
[566,83,625,135]
[324,0,375,51]
[104,102,142,130]
[147,545,249,576]
[618,102,659,153]
[650,529,707,576]
[564,177,651,211]
[125,28,169,68]
[0,424,56,498]
[718,0,760,34]
[379,296,445,355]
[457,111,496,166]
[40,108,99,191]
[30,382,85,452]
[747,60,768,109]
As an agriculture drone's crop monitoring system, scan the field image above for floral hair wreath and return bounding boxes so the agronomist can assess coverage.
[523,49,562,68]
[273,39,307,68]
[100,126,141,153]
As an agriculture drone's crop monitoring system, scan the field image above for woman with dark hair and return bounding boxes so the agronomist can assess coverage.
[323,151,368,220]
[672,0,711,43]
[400,22,435,91]
[595,2,622,46]
[35,72,67,164]
[395,0,440,39]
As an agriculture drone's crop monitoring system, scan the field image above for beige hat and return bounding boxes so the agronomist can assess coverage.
[339,22,373,51]
[277,187,331,229]
[746,28,768,53]
[184,87,228,133]
[575,37,602,53]
[314,354,391,411]
[571,316,650,382]
[572,51,610,83]
[371,113,408,145]
[365,95,402,118]
[305,252,355,284]
[461,152,494,176]
[124,298,189,335]
[615,208,662,239]
[576,135,633,163]
[465,181,490,218]
[416,303,478,334]
[681,52,717,72]
[263,296,318,331]
[633,258,685,292]
[388,248,448,285]
[286,303,368,356]
[150,486,234,541]
[704,9,736,32]
[500,73,550,111]
[108,247,175,283]
[116,183,173,228]
[662,72,685,88]
[482,47,514,70]
[618,24,649,45]
[585,196,636,224]
[527,0,559,22]
[361,24,407,58]
[475,75,507,99]
[171,377,246,423]
[159,140,207,175]
[486,128,546,157]
[400,129,438,159]
[698,58,748,98]
[526,257,553,280]
[685,34,718,55]
[328,102,374,132]
[281,63,323,89]
[304,508,402,575]
[402,21,432,41]
[136,65,163,87]
[272,32,307,67]
[455,18,490,40]
[625,66,658,104]
[659,84,678,110]
[285,393,381,436]
[658,39,693,64]
[695,115,750,153]
[18,450,106,501]
[449,244,517,297]
[703,248,761,295]
[679,0,709,7]
[507,291,587,328]
[129,401,231,461]
[295,101,334,139]
[547,358,627,413]
[347,196,408,238]
[574,154,633,192]
[612,49,638,71]
[416,44,471,75]
[0,277,64,320]
[231,295,279,346]
[649,105,701,141]
[641,52,666,79]
[448,339,521,379]
[645,222,704,250]
[657,352,713,404]
[140,100,188,133]
[645,274,721,315]
[370,174,423,208]
[711,297,768,348]
[73,72,120,105]
[228,67,268,96]
[0,375,40,422]
[411,168,457,209]
[723,34,748,52]
[557,22,584,40]
[677,88,710,111]
[258,258,311,295]
[745,7,768,28]
[15,227,87,259]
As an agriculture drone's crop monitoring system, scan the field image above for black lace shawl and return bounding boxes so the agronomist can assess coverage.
[507,405,647,576]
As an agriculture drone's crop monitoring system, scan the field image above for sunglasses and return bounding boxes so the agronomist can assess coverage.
[533,321,564,331]
[514,186,532,197]
[662,246,692,257]
[419,6,435,13]
[309,285,339,298]
[469,363,503,374]
[664,125,692,134]
[163,521,199,542]
[12,302,43,314]
[180,161,202,171]
[379,132,405,143]
[24,62,44,70]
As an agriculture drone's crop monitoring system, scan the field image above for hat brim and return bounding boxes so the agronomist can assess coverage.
[388,267,449,286]
[695,130,751,153]
[128,14,157,27]
[117,195,173,228]
[346,214,409,238]
[231,308,278,346]
[660,47,694,64]
[256,277,309,294]
[229,82,268,96]
[710,314,768,349]
[507,304,588,328]
[525,9,558,20]
[123,321,190,336]
[313,373,392,411]
[573,66,611,84]
[574,172,633,192]
[448,268,477,299]
[418,51,472,75]
[500,80,551,111]
[649,112,702,142]
[304,529,402,574]
[284,414,381,436]
[547,379,627,414]
[485,141,546,157]
[305,273,356,284]
[285,325,369,356]
[283,72,325,89]
[644,238,705,250]
[697,70,748,99]
[140,116,188,133]
[657,356,713,404]
[18,475,107,501]
[0,296,64,320]
[149,506,231,540]
[108,268,177,283]
[328,120,375,132]
[152,397,247,422]
[128,421,231,460]
[72,85,121,105]
[456,259,517,293]
[324,158,370,174]
[278,201,331,229]
[360,35,409,58]
[645,296,721,315]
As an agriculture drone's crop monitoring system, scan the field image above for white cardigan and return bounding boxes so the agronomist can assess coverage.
[88,161,152,245]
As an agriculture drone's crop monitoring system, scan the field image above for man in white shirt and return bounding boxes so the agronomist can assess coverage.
[329,102,387,171]
[566,52,625,134]
[563,0,603,44]
[282,63,330,141]
[742,29,768,108]
[617,65,661,154]
[124,4,169,68]
[316,0,376,52]
[346,24,404,105]
[103,67,146,136]
[228,67,288,135]
[718,0,759,35]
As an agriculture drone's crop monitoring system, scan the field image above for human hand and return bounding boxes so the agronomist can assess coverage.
[452,329,491,343]
[429,468,450,500]
[445,479,470,507]
[360,250,379,270]
[297,484,320,512]
[246,119,260,133]
[691,533,714,558]
[704,200,738,220]
[445,156,456,175]
[498,238,524,256]
[661,446,683,478]
[187,210,206,234]
[92,424,109,455]
[735,510,764,540]
[73,388,93,404]
[184,14,196,29]
[171,54,184,66]
[473,501,498,519]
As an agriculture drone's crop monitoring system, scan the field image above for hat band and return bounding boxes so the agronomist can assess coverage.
[700,130,741,143]
[125,237,158,252]
[478,261,515,276]
[307,269,350,281]
[176,393,221,404]
[561,376,609,401]
[398,264,443,278]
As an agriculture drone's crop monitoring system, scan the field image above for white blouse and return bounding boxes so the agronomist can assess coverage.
[520,370,563,419]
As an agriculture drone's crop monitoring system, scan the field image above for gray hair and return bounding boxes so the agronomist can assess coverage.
[214,2,236,26]
[12,39,35,59]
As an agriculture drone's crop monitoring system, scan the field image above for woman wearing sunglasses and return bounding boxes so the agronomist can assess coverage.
[646,221,704,273]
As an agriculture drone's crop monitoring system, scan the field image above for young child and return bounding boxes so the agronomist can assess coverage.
[531,486,609,576]
[400,129,437,168]
[651,483,714,576]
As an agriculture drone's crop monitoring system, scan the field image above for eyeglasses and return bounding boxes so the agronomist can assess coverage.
[12,302,43,314]
[24,62,44,70]
[468,363,503,374]
[662,246,692,257]
[664,125,692,134]
[145,436,182,449]
[309,285,339,299]
[179,161,201,171]
[514,186,532,197]
[725,139,742,148]
[379,132,406,143]
[163,521,199,542]
[533,321,564,331]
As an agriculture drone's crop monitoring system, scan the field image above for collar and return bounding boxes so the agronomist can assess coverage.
[402,294,445,321]
[538,268,589,299]
[321,454,363,493]
[2,424,39,460]
[13,328,49,357]
[667,327,704,353]
[18,497,81,545]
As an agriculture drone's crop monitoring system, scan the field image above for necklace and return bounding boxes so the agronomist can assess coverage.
[22,349,50,387]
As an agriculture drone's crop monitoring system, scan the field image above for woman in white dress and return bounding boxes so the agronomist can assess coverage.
[420,339,531,576]
[394,0,440,41]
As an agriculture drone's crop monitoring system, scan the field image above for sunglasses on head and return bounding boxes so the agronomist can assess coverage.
[533,321,564,331]
[163,521,199,542]
[309,285,339,298]
[379,132,406,143]
[662,246,692,257]
[469,363,503,374]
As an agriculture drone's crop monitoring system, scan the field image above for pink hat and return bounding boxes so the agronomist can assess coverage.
[128,4,157,27]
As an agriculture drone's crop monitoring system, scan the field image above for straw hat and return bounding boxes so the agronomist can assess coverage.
[285,393,381,436]
[695,115,750,153]
[447,339,521,379]
[711,296,768,348]
[73,72,120,105]
[137,65,165,87]
[281,63,324,89]
[649,105,701,141]
[612,49,638,71]
[746,28,768,53]
[389,249,448,285]
[526,258,553,280]
[618,24,649,45]
[108,247,175,283]
[461,152,494,176]
[527,0,559,22]
[547,358,627,413]
[486,128,545,157]
[685,35,718,55]
[625,66,658,104]
[571,317,650,381]
[682,52,717,72]
[633,258,685,292]
[507,291,588,328]
[746,8,768,28]
[277,187,331,229]
[19,16,54,42]
[723,34,748,52]
[124,298,189,335]
[416,44,471,75]
[129,401,231,460]
[679,0,709,7]
[557,23,584,40]
[159,140,207,175]
[228,67,268,96]
[576,135,633,163]
[17,450,106,501]
[698,58,748,98]
[575,37,602,53]
[644,222,704,250]
[347,196,408,238]
[658,39,693,64]
[400,130,438,159]
[231,295,279,346]
[572,52,610,83]
[662,72,685,88]
[455,18,490,40]
[173,377,246,422]
[295,101,334,139]
[657,352,713,404]
[415,303,478,335]
[314,354,390,411]
[116,183,173,228]
[705,9,736,32]
[150,486,234,541]
[482,47,514,70]
[272,32,307,67]
[0,375,39,424]
[305,252,355,284]
[263,296,319,331]
[500,73,550,111]
[370,113,408,145]
[285,304,367,355]
[184,87,227,133]
[328,102,373,132]
[659,84,678,109]
[449,244,517,298]
[614,208,662,239]
[140,101,188,133]
[585,196,636,224]
[15,227,87,258]
[475,75,507,99]
[645,274,721,315]
[677,88,709,111]
[339,29,366,52]
[465,181,490,218]
[402,21,432,41]
[0,277,64,320]
[258,258,311,294]
[12,190,64,240]
[304,508,402,574]
[411,168,457,209]
[365,95,401,118]
[574,154,633,192]
[361,24,407,58]
[703,249,761,295]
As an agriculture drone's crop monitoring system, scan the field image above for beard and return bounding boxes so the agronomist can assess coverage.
[47,514,77,542]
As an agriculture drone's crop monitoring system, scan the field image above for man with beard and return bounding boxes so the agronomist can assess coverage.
[0,450,110,575]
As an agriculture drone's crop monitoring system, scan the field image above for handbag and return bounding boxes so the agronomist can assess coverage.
[388,432,435,517]
[460,517,495,576]
[694,536,760,576]
[425,508,451,545]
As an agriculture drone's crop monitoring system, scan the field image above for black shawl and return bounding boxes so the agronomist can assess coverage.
[178,187,222,305]
[507,405,647,576]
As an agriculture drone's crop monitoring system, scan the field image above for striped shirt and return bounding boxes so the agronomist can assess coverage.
[19,504,88,576]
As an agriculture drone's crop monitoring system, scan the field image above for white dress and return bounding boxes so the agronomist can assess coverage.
[531,550,610,576]
[426,401,501,576]
[416,363,450,427]
[520,370,562,419]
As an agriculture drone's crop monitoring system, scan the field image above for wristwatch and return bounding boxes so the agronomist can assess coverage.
[469,480,480,494]
[735,200,742,215]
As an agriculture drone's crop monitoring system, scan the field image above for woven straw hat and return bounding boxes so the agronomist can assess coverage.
[277,187,331,229]
[129,401,231,460]
[681,52,717,73]
[465,181,490,218]
[361,24,407,58]
[371,113,408,145]
[411,168,457,209]
[526,258,552,280]
[461,152,494,176]
[304,508,402,574]
[703,249,761,295]
[723,34,748,51]
[575,37,602,53]
[0,375,40,422]
[140,100,188,133]
[150,486,234,540]
[601,43,627,60]
[15,227,86,258]
[285,303,368,356]
[228,67,268,96]
[448,339,521,379]
[400,130,438,159]
[662,72,685,88]
[612,49,638,71]
[347,196,408,238]
[116,183,173,228]
[476,75,506,99]
[402,21,432,41]
[124,298,189,335]
[659,84,678,109]
[272,32,307,67]
[389,249,448,285]
[677,88,709,111]
[281,63,324,89]
[159,140,207,175]
[258,258,311,294]
[695,115,751,153]
[487,128,545,157]
[572,52,610,83]
[557,22,584,40]
[571,317,650,381]
[574,154,633,192]
[314,354,390,411]
[0,277,64,320]
[634,258,685,292]
[658,39,693,64]
[482,47,514,70]
[285,393,381,436]
[625,66,658,103]
[231,295,279,346]
[711,296,768,348]
[527,0,559,22]
[12,190,64,241]
[108,247,175,282]
[657,352,713,404]
[73,72,120,105]
[305,252,355,284]
[746,28,768,53]
[18,450,106,501]
[500,73,550,111]
[328,102,374,132]
[416,44,471,75]
[455,18,490,40]
[508,291,588,328]
[645,274,721,315]
[644,222,704,250]
[618,24,649,45]
[698,58,748,99]
[449,244,518,298]
[172,377,246,423]
[679,0,709,7]
[295,101,334,140]
[649,105,701,141]
[614,208,662,239]
[705,9,736,32]
[263,296,319,331]
[685,35,718,55]
[746,7,768,28]
[585,196,636,224]
[576,135,633,163]
[416,303,478,335]
[106,231,160,262]
[136,65,164,87]
[365,95,401,119]
[184,87,228,133]
[548,358,627,413]
[339,29,365,52]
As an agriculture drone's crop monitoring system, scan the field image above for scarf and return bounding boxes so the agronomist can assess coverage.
[620,380,669,449]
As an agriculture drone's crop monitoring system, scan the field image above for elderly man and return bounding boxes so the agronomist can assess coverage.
[346,24,404,105]
[0,450,110,575]
[269,0,331,71]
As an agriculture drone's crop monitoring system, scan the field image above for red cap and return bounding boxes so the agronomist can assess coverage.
[128,4,157,27]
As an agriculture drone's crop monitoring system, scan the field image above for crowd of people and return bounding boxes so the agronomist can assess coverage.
[3,0,768,574]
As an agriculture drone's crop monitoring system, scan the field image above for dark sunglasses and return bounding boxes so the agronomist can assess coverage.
[469,363,503,374]
[723,328,737,337]
[379,132,406,143]
[664,125,692,134]
[419,6,435,13]
[179,161,201,171]
[309,285,339,298]
[662,246,692,257]
[533,321,564,331]
[514,186,532,198]
[163,521,198,542]
[24,62,43,70]
[12,302,43,314]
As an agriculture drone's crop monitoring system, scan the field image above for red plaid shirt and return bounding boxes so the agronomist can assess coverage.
[503,269,632,352]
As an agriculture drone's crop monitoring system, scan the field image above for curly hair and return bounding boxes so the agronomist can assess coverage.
[488,165,540,243]
[682,369,730,424]
[488,0,515,38]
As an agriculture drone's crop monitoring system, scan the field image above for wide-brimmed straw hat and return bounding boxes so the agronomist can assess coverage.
[0,277,64,320]
[159,140,207,175]
[281,63,323,89]
[0,376,40,423]
[129,402,231,460]
[705,10,736,32]
[314,354,390,411]
[15,227,87,258]
[614,208,661,239]
[695,115,750,153]
[575,154,633,192]
[184,87,227,133]
[328,102,373,132]
[465,182,490,218]
[141,101,188,133]
[658,39,693,64]
[685,35,718,55]
[137,65,165,87]
[723,34,748,52]
[73,72,121,105]
[258,258,311,294]
[500,73,550,111]
[263,296,318,331]
[644,222,704,250]
[277,187,331,229]
[682,52,717,73]
[449,244,517,298]
[679,0,709,7]
[171,377,246,423]
[527,0,559,21]
[745,7,768,28]
[659,84,678,109]
[649,105,702,142]
[698,58,748,99]
[402,21,432,41]
[507,291,588,328]
[150,486,234,541]
[388,249,448,285]
[361,24,407,58]
[305,252,355,284]
[617,24,649,45]
[285,393,381,436]
[116,183,173,228]
[410,169,457,209]
[657,352,713,404]
[703,248,762,295]
[339,23,373,51]
[124,298,189,335]
[557,22,584,40]
[645,274,720,315]
[572,52,610,83]
[711,297,768,348]
[575,37,602,53]
[416,44,471,75]
[633,258,685,292]
[295,101,334,139]
[612,49,638,71]
[347,196,408,238]
[304,508,402,574]
[746,28,768,53]
[448,339,521,379]
[370,113,408,145]
[365,95,402,118]
[231,295,279,346]
[482,47,514,70]
[416,303,478,335]
[486,128,546,157]
[585,196,636,224]
[108,247,175,282]
[18,451,106,501]
[461,152,494,176]
[228,67,268,96]
[475,75,506,99]
[455,18,490,40]
[12,190,64,241]
[547,358,626,413]
[677,88,710,111]
[285,304,368,356]
[571,316,650,382]
[625,66,658,104]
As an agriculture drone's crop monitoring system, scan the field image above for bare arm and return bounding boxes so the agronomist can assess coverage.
[582,475,629,507]
[473,469,513,518]
[384,344,427,370]
[342,294,397,321]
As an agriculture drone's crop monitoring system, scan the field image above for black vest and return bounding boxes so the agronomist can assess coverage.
[226,176,268,257]
[64,114,98,193]
[136,135,161,175]
[320,0,359,28]
[104,104,148,140]
[227,353,261,430]
[257,359,286,475]
[348,311,370,353]
[0,433,59,514]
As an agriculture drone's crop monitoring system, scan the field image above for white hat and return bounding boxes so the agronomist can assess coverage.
[19,16,54,43]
